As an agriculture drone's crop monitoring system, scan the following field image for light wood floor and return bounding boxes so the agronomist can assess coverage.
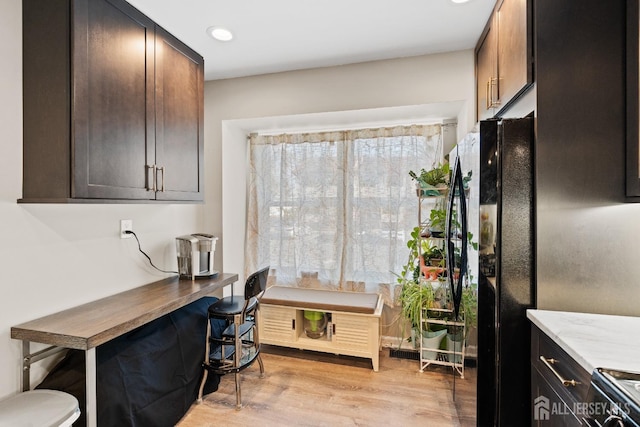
[177,346,476,427]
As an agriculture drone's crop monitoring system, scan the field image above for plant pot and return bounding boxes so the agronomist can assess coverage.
[428,258,443,267]
[421,329,446,360]
[446,333,464,364]
[417,186,448,197]
[411,328,420,349]
[419,256,444,280]
[429,229,444,238]
[303,310,327,339]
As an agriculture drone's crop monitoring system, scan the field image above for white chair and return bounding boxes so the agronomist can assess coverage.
[0,389,80,427]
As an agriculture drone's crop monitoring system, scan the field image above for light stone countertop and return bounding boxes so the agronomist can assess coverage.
[527,309,640,373]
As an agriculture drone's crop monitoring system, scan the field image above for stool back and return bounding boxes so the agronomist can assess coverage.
[244,266,269,302]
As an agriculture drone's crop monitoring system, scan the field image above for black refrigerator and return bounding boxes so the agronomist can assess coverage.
[474,117,536,426]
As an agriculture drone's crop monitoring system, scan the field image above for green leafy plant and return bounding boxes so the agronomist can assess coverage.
[398,279,435,330]
[409,163,450,187]
[460,282,478,339]
[397,226,422,284]
[394,226,437,344]
[462,170,472,189]
[423,245,445,266]
[429,208,447,234]
[409,163,451,196]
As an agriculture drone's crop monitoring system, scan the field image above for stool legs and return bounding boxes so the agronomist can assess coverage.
[234,313,242,409]
[198,299,266,409]
[257,355,265,378]
[197,319,212,404]
[251,312,266,379]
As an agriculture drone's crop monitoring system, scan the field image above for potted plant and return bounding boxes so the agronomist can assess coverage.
[418,245,445,281]
[423,245,445,266]
[395,225,436,348]
[398,279,435,332]
[409,163,450,197]
[428,207,447,237]
[461,282,478,333]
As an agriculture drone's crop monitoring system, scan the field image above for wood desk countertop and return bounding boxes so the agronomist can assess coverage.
[11,273,238,350]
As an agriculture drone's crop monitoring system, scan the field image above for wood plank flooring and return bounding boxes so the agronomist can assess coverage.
[177,346,476,427]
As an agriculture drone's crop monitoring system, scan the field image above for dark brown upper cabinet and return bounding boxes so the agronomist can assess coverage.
[475,0,533,122]
[627,0,640,199]
[476,20,498,121]
[21,0,204,203]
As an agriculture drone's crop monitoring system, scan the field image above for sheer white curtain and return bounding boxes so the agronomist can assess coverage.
[246,124,443,304]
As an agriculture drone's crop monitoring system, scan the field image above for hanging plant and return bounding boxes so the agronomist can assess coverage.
[409,163,450,196]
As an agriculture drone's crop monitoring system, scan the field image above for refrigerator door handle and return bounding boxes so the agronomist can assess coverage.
[446,156,468,319]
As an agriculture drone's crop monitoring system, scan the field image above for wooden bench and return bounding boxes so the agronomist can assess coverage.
[258,286,383,371]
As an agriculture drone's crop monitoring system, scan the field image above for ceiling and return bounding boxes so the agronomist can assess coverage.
[126,0,497,81]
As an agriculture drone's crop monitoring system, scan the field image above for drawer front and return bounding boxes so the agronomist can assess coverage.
[259,305,296,342]
[531,326,591,421]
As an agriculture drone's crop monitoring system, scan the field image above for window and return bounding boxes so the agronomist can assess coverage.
[246,124,443,295]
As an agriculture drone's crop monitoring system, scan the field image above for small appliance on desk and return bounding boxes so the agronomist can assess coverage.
[176,233,219,280]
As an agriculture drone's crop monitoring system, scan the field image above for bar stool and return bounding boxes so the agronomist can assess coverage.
[197,266,269,409]
[0,389,80,426]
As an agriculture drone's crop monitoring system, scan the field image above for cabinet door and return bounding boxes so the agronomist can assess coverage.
[154,27,204,201]
[627,0,640,198]
[476,22,497,122]
[73,0,155,200]
[532,370,583,427]
[332,313,372,352]
[259,305,296,343]
[497,0,532,109]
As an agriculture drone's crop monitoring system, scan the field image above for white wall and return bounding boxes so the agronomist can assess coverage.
[0,1,475,398]
[203,50,476,287]
[0,0,204,399]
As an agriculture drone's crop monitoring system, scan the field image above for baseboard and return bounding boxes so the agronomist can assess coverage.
[381,335,478,360]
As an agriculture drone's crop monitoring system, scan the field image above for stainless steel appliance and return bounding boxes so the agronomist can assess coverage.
[175,233,219,280]
[585,368,640,426]
[449,117,535,425]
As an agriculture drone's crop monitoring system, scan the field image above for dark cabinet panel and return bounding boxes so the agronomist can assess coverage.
[476,23,497,121]
[497,0,530,108]
[627,0,640,199]
[21,0,203,203]
[475,0,533,122]
[155,27,204,201]
[531,326,591,426]
[22,0,72,201]
[73,0,155,200]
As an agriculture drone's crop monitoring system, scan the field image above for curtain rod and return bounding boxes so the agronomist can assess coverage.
[248,120,456,139]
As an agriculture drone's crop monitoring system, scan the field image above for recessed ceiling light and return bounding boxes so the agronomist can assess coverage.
[451,0,472,3]
[207,26,233,42]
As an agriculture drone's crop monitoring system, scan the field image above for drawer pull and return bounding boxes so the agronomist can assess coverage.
[539,356,580,387]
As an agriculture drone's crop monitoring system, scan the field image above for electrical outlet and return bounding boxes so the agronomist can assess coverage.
[120,219,133,239]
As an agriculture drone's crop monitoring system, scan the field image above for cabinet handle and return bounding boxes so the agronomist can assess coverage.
[146,165,156,192]
[157,166,165,192]
[539,356,580,387]
[332,323,336,335]
[486,80,491,110]
[489,77,501,108]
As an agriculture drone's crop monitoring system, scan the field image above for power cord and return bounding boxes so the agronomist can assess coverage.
[125,230,178,274]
